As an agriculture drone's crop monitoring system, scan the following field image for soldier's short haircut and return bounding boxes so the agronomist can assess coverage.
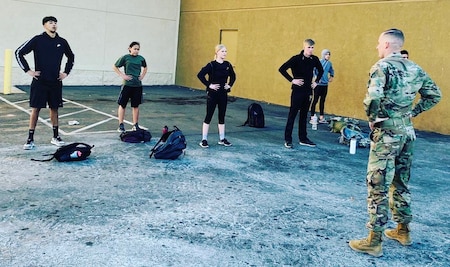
[304,39,315,46]
[382,28,404,46]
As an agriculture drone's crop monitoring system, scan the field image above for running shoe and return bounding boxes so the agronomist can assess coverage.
[131,123,140,131]
[218,138,232,146]
[299,139,316,147]
[23,139,35,150]
[199,140,209,148]
[51,136,65,147]
[284,142,293,149]
[117,123,125,133]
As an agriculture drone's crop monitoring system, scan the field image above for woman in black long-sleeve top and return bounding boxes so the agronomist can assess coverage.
[197,44,236,148]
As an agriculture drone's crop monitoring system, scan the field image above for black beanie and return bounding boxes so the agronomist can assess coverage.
[42,16,57,25]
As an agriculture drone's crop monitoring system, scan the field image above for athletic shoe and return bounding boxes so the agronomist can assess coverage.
[51,136,65,147]
[131,123,140,131]
[117,123,125,133]
[218,138,232,146]
[299,139,316,147]
[199,140,209,148]
[23,140,35,150]
[319,118,328,124]
[284,142,293,149]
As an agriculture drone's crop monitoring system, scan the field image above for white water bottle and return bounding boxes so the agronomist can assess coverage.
[349,138,357,154]
[311,114,318,130]
[70,151,82,159]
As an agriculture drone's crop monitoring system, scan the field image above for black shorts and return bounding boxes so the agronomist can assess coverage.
[117,85,143,108]
[29,79,63,109]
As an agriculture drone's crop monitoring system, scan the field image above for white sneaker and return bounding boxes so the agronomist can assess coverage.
[51,136,65,147]
[299,138,316,147]
[23,140,35,150]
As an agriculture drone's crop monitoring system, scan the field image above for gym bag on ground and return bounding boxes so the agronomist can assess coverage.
[329,116,360,133]
[149,126,187,160]
[242,103,265,128]
[338,124,370,148]
[31,142,94,162]
[120,129,152,143]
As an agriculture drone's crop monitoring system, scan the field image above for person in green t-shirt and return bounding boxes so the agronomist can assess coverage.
[113,41,148,132]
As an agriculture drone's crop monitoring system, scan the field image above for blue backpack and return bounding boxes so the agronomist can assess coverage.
[149,126,187,160]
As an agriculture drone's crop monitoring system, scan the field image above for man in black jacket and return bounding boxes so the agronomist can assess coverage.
[279,39,323,148]
[16,16,75,150]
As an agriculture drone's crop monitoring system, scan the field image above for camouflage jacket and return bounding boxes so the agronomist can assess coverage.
[364,53,442,122]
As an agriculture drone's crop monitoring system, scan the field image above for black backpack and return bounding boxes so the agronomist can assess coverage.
[149,126,187,160]
[243,103,265,128]
[31,142,94,162]
[120,129,152,143]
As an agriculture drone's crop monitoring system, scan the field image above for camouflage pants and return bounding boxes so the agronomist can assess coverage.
[365,125,415,232]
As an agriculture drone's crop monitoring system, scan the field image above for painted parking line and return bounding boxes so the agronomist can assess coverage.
[57,108,91,118]
[62,98,147,134]
[0,95,142,135]
[0,94,54,130]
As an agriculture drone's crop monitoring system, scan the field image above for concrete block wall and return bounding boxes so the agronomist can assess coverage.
[0,0,180,87]
[176,0,449,134]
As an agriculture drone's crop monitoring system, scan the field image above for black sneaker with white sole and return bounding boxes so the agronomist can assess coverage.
[117,123,125,133]
[218,138,232,146]
[131,123,140,131]
[284,142,293,149]
[299,139,316,147]
[199,140,209,148]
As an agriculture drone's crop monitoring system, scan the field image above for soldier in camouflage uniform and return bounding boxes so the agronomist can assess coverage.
[349,28,442,257]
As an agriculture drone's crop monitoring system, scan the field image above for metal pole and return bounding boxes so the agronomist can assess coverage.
[3,49,12,94]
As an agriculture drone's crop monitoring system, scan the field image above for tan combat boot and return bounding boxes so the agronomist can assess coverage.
[384,223,412,246]
[349,230,383,257]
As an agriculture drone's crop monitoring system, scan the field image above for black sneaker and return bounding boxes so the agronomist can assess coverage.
[131,123,140,131]
[218,138,232,146]
[284,142,293,149]
[199,140,209,148]
[299,139,316,147]
[117,123,125,133]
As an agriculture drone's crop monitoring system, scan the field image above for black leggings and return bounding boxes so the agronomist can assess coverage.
[203,89,228,124]
[310,85,328,116]
[285,89,311,142]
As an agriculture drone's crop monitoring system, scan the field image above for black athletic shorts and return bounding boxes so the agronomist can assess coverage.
[117,85,143,108]
[29,79,63,109]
